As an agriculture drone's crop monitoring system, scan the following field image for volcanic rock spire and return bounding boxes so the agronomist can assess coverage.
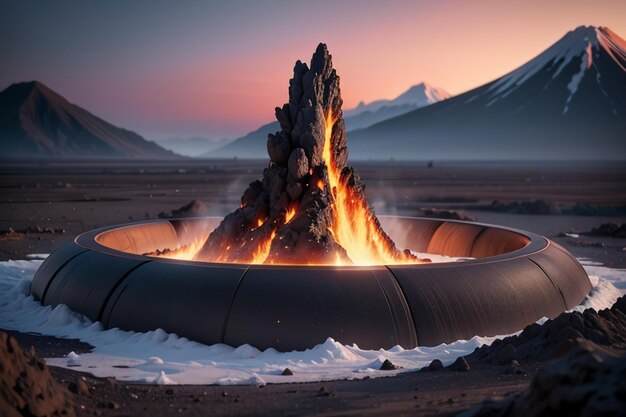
[195,44,416,265]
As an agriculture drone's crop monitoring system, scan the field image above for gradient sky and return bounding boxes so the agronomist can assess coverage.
[2,0,625,140]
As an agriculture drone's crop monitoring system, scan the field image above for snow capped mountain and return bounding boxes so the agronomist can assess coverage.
[395,83,451,106]
[344,82,450,118]
[484,26,625,114]
[340,82,450,131]
[348,26,626,161]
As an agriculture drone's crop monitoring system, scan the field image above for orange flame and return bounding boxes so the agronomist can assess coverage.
[148,237,208,261]
[251,230,277,264]
[322,109,417,265]
[285,206,296,224]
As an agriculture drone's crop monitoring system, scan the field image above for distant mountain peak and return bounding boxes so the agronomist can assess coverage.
[394,82,450,106]
[488,26,626,114]
[7,80,54,95]
[569,25,599,37]
[344,81,450,119]
[3,80,72,114]
[0,81,178,159]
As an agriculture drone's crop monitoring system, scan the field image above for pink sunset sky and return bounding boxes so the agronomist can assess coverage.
[2,0,625,140]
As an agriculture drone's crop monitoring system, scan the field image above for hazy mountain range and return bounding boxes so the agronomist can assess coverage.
[0,79,448,159]
[207,25,625,161]
[0,81,177,159]
[1,25,623,160]
[204,82,449,158]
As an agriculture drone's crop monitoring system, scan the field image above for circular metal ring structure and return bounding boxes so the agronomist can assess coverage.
[31,216,591,351]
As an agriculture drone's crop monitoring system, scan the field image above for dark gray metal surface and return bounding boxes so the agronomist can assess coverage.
[31,240,87,301]
[42,251,147,322]
[30,216,592,351]
[224,266,416,351]
[102,260,246,346]
[388,258,567,346]
[528,242,593,309]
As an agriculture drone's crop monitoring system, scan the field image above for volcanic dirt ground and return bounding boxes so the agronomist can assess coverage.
[1,159,625,417]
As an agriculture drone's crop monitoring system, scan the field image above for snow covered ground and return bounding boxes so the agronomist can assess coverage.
[0,255,623,386]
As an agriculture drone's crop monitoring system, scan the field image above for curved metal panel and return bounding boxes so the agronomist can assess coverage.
[42,251,147,322]
[103,261,246,346]
[378,216,442,253]
[388,258,567,346]
[373,268,418,348]
[470,228,530,258]
[427,222,484,257]
[95,222,178,255]
[224,266,412,351]
[529,242,593,309]
[169,218,220,242]
[31,240,87,301]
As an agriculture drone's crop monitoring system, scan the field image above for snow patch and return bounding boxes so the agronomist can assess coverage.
[563,42,593,114]
[579,258,626,292]
[25,254,50,260]
[66,351,81,366]
[152,371,177,385]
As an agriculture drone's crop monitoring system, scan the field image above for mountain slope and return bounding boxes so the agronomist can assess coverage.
[205,82,449,159]
[0,81,178,159]
[347,26,626,160]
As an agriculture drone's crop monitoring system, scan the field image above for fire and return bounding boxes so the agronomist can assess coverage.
[147,237,208,261]
[154,111,418,266]
[322,109,417,265]
[245,207,295,264]
[285,206,296,223]
[251,230,277,264]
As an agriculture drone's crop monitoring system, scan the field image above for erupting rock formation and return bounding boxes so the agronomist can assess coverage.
[195,44,418,265]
